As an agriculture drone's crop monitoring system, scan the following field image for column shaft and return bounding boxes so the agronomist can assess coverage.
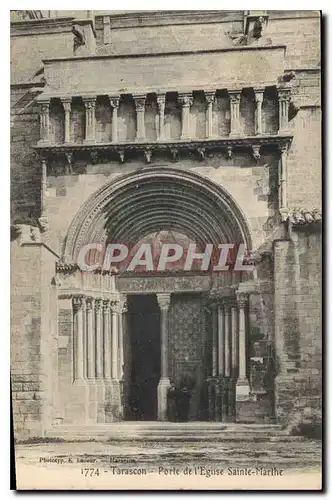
[277,88,291,133]
[73,296,84,380]
[95,299,103,379]
[109,97,119,142]
[157,293,171,421]
[236,292,250,400]
[179,94,193,139]
[279,146,288,209]
[224,305,231,377]
[217,305,225,376]
[134,95,146,140]
[254,89,264,135]
[212,304,218,376]
[111,302,119,379]
[61,97,72,144]
[205,91,215,138]
[38,100,50,144]
[229,91,242,136]
[83,97,96,144]
[86,299,95,379]
[157,94,166,140]
[103,300,111,379]
[231,305,238,377]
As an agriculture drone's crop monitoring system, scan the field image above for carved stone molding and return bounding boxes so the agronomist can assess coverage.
[236,291,248,308]
[72,295,85,310]
[178,93,193,108]
[109,96,120,109]
[133,95,146,112]
[279,207,322,226]
[157,293,171,311]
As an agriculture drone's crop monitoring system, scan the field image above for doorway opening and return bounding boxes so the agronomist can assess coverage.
[127,294,160,420]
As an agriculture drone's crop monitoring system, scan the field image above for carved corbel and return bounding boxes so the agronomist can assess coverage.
[197,148,205,161]
[226,146,232,159]
[90,150,99,165]
[144,148,152,164]
[64,152,73,174]
[118,149,125,163]
[170,147,179,162]
[252,145,261,162]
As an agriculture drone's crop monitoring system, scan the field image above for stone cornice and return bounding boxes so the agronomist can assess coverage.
[42,44,287,65]
[279,207,322,226]
[11,17,76,36]
[34,135,293,164]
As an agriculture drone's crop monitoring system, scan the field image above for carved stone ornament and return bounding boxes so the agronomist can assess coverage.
[72,295,84,310]
[170,148,179,162]
[72,24,86,52]
[65,152,73,174]
[280,207,322,226]
[226,146,232,159]
[118,149,125,163]
[103,299,111,311]
[144,148,152,164]
[197,148,205,161]
[109,97,120,109]
[157,293,171,311]
[94,298,103,311]
[252,144,261,162]
[90,150,99,165]
[252,17,265,39]
[178,94,193,108]
[236,291,248,308]
[38,216,49,233]
[205,92,215,105]
[156,94,166,113]
[134,96,146,112]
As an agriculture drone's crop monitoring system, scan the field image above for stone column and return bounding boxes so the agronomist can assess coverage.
[156,94,166,141]
[73,296,85,381]
[133,95,146,141]
[111,300,119,380]
[157,293,171,421]
[254,88,264,135]
[94,299,103,379]
[178,93,193,140]
[228,90,242,136]
[118,297,127,380]
[224,303,231,377]
[103,300,112,379]
[61,97,72,144]
[217,303,225,377]
[211,302,218,377]
[278,144,289,209]
[277,87,291,134]
[83,96,96,144]
[205,91,215,139]
[109,96,120,142]
[86,298,95,379]
[236,292,250,400]
[231,303,238,377]
[38,99,50,145]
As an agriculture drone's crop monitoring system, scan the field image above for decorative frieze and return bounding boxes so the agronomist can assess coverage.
[279,207,322,226]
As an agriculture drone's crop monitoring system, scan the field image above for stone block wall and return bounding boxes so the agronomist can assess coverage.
[11,237,58,440]
[274,229,322,427]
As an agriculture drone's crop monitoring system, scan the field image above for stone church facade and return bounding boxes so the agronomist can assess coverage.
[11,10,322,440]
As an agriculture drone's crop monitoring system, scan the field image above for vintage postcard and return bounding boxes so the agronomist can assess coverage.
[10,9,322,490]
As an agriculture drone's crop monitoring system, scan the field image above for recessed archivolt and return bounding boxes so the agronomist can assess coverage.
[62,167,252,263]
